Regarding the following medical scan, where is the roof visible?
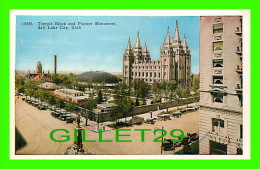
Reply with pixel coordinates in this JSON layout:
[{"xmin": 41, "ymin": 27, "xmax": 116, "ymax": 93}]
[
  {"xmin": 38, "ymin": 82, "xmax": 61, "ymax": 89},
  {"xmin": 97, "ymin": 103, "xmax": 117, "ymax": 108},
  {"xmin": 76, "ymin": 71, "xmax": 119, "ymax": 83},
  {"xmin": 33, "ymin": 74, "xmax": 52, "ymax": 81},
  {"xmin": 54, "ymin": 90, "xmax": 89, "ymax": 100},
  {"xmin": 60, "ymin": 88, "xmax": 84, "ymax": 94}
]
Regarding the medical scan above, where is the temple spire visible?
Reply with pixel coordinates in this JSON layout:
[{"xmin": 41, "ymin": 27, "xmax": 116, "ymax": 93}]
[
  {"xmin": 165, "ymin": 26, "xmax": 171, "ymax": 43},
  {"xmin": 183, "ymin": 34, "xmax": 187, "ymax": 47},
  {"xmin": 173, "ymin": 20, "xmax": 180, "ymax": 41},
  {"xmin": 135, "ymin": 31, "xmax": 141, "ymax": 48},
  {"xmin": 143, "ymin": 41, "xmax": 148, "ymax": 52},
  {"xmin": 126, "ymin": 37, "xmax": 131, "ymax": 50}
]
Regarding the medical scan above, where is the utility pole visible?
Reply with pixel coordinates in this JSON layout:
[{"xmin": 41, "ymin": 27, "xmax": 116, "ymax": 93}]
[
  {"xmin": 154, "ymin": 126, "xmax": 164, "ymax": 155},
  {"xmin": 161, "ymin": 126, "xmax": 164, "ymax": 155}
]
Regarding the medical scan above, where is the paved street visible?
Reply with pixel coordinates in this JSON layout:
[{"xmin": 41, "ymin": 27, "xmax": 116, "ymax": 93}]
[{"xmin": 15, "ymin": 96, "xmax": 199, "ymax": 155}]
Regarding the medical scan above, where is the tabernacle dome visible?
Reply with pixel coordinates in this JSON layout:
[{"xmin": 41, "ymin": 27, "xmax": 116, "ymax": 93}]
[{"xmin": 76, "ymin": 71, "xmax": 119, "ymax": 83}]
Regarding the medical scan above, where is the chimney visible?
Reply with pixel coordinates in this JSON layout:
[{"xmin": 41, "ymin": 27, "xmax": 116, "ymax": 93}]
[{"xmin": 54, "ymin": 54, "xmax": 57, "ymax": 74}]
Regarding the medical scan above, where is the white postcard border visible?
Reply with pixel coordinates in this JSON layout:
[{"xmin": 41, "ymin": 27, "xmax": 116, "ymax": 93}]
[{"xmin": 10, "ymin": 10, "xmax": 250, "ymax": 160}]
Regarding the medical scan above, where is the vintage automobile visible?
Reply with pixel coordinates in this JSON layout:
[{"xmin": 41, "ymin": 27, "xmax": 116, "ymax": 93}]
[
  {"xmin": 130, "ymin": 116, "xmax": 144, "ymax": 125},
  {"xmin": 187, "ymin": 132, "xmax": 199, "ymax": 141},
  {"xmin": 66, "ymin": 117, "xmax": 76, "ymax": 123},
  {"xmin": 157, "ymin": 114, "xmax": 171, "ymax": 121},
  {"xmin": 144, "ymin": 118, "xmax": 156, "ymax": 124},
  {"xmin": 51, "ymin": 111, "xmax": 61, "ymax": 118},
  {"xmin": 181, "ymin": 136, "xmax": 191, "ymax": 145},
  {"xmin": 60, "ymin": 114, "xmax": 70, "ymax": 121},
  {"xmin": 171, "ymin": 111, "xmax": 182, "ymax": 118},
  {"xmin": 162, "ymin": 139, "xmax": 174, "ymax": 151}
]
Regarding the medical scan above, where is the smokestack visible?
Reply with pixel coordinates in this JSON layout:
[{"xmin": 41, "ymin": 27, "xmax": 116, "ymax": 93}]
[{"xmin": 54, "ymin": 55, "xmax": 57, "ymax": 74}]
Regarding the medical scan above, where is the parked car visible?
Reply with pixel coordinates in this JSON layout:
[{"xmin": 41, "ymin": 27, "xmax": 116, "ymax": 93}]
[
  {"xmin": 181, "ymin": 137, "xmax": 191, "ymax": 145},
  {"xmin": 144, "ymin": 118, "xmax": 156, "ymax": 124},
  {"xmin": 171, "ymin": 111, "xmax": 182, "ymax": 118},
  {"xmin": 130, "ymin": 116, "xmax": 144, "ymax": 125},
  {"xmin": 162, "ymin": 139, "xmax": 174, "ymax": 151},
  {"xmin": 157, "ymin": 114, "xmax": 171, "ymax": 121},
  {"xmin": 66, "ymin": 117, "xmax": 75, "ymax": 123},
  {"xmin": 187, "ymin": 132, "xmax": 199, "ymax": 141}
]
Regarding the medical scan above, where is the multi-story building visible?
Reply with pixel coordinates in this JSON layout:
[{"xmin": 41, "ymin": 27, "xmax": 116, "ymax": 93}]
[
  {"xmin": 122, "ymin": 21, "xmax": 191, "ymax": 87},
  {"xmin": 53, "ymin": 88, "xmax": 89, "ymax": 104},
  {"xmin": 199, "ymin": 16, "xmax": 243, "ymax": 154},
  {"xmin": 28, "ymin": 61, "xmax": 52, "ymax": 81}
]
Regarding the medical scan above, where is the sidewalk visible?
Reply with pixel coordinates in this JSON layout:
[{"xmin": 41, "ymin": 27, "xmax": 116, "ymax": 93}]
[{"xmin": 84, "ymin": 102, "xmax": 198, "ymax": 132}]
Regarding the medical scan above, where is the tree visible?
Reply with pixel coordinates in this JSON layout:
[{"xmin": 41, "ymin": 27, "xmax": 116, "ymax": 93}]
[
  {"xmin": 114, "ymin": 82, "xmax": 128, "ymax": 101},
  {"xmin": 18, "ymin": 87, "xmax": 25, "ymax": 94},
  {"xmin": 47, "ymin": 95, "xmax": 56, "ymax": 110},
  {"xmin": 37, "ymin": 90, "xmax": 45, "ymax": 106},
  {"xmin": 24, "ymin": 89, "xmax": 35, "ymax": 99},
  {"xmin": 87, "ymin": 82, "xmax": 93, "ymax": 90},
  {"xmin": 122, "ymin": 99, "xmax": 134, "ymax": 122},
  {"xmin": 110, "ymin": 105, "xmax": 122, "ymax": 124},
  {"xmin": 191, "ymin": 74, "xmax": 200, "ymax": 95},
  {"xmin": 56, "ymin": 98, "xmax": 65, "ymax": 109},
  {"xmin": 82, "ymin": 100, "xmax": 97, "ymax": 126},
  {"xmin": 168, "ymin": 81, "xmax": 177, "ymax": 101},
  {"xmin": 152, "ymin": 81, "xmax": 161, "ymax": 103},
  {"xmin": 97, "ymin": 90, "xmax": 103, "ymax": 104},
  {"xmin": 176, "ymin": 87, "xmax": 191, "ymax": 107},
  {"xmin": 65, "ymin": 102, "xmax": 75, "ymax": 114},
  {"xmin": 101, "ymin": 81, "xmax": 106, "ymax": 90},
  {"xmin": 15, "ymin": 76, "xmax": 25, "ymax": 92},
  {"xmin": 24, "ymin": 80, "xmax": 42, "ymax": 90},
  {"xmin": 183, "ymin": 88, "xmax": 191, "ymax": 107},
  {"xmin": 133, "ymin": 79, "xmax": 150, "ymax": 105}
]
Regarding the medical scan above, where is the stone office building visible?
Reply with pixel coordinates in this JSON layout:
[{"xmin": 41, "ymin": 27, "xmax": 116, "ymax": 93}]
[
  {"xmin": 199, "ymin": 16, "xmax": 243, "ymax": 154},
  {"xmin": 122, "ymin": 21, "xmax": 191, "ymax": 87}
]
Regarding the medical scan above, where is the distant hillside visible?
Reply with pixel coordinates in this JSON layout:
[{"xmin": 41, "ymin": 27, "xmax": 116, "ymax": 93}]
[{"xmin": 15, "ymin": 70, "xmax": 122, "ymax": 76}]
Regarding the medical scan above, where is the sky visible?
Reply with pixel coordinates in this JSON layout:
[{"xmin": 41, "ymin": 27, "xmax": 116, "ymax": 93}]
[{"xmin": 16, "ymin": 16, "xmax": 199, "ymax": 74}]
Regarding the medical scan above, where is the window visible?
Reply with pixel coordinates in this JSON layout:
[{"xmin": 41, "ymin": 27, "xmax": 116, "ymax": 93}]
[
  {"xmin": 154, "ymin": 72, "xmax": 156, "ymax": 77},
  {"xmin": 213, "ymin": 59, "xmax": 223, "ymax": 67},
  {"xmin": 158, "ymin": 73, "xmax": 160, "ymax": 78},
  {"xmin": 213, "ymin": 76, "xmax": 223, "ymax": 84},
  {"xmin": 146, "ymin": 72, "xmax": 148, "ymax": 77},
  {"xmin": 237, "ymin": 148, "xmax": 243, "ymax": 155},
  {"xmin": 212, "ymin": 118, "xmax": 225, "ymax": 133},
  {"xmin": 150, "ymin": 72, "xmax": 152, "ymax": 77},
  {"xmin": 213, "ymin": 41, "xmax": 223, "ymax": 51},
  {"xmin": 135, "ymin": 72, "xmax": 137, "ymax": 76},
  {"xmin": 238, "ymin": 95, "xmax": 243, "ymax": 107},
  {"xmin": 213, "ymin": 23, "xmax": 223, "ymax": 34},
  {"xmin": 240, "ymin": 124, "xmax": 243, "ymax": 139},
  {"xmin": 213, "ymin": 93, "xmax": 224, "ymax": 103},
  {"xmin": 210, "ymin": 140, "xmax": 227, "ymax": 155},
  {"xmin": 214, "ymin": 17, "xmax": 222, "ymax": 23},
  {"xmin": 142, "ymin": 72, "xmax": 144, "ymax": 77}
]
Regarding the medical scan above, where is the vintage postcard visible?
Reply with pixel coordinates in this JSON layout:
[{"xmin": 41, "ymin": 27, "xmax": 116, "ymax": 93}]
[{"xmin": 11, "ymin": 10, "xmax": 250, "ymax": 159}]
